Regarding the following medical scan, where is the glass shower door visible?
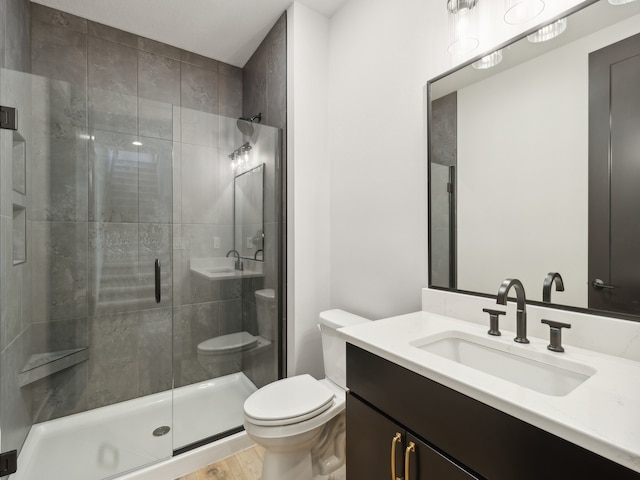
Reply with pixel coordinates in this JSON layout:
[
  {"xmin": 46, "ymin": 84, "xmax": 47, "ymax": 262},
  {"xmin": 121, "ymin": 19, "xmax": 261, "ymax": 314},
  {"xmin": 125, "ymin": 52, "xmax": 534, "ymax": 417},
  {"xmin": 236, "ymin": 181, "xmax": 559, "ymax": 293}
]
[
  {"xmin": 0, "ymin": 69, "xmax": 175, "ymax": 480},
  {"xmin": 430, "ymin": 163, "xmax": 456, "ymax": 288},
  {"xmin": 83, "ymin": 86, "xmax": 175, "ymax": 476},
  {"xmin": 170, "ymin": 108, "xmax": 282, "ymax": 452},
  {"xmin": 0, "ymin": 66, "xmax": 33, "ymax": 480}
]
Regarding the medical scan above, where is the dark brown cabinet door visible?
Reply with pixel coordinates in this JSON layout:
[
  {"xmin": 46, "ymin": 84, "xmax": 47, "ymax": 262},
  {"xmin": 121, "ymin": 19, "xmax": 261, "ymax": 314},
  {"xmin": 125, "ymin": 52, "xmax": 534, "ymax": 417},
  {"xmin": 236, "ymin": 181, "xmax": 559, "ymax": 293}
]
[
  {"xmin": 346, "ymin": 394, "xmax": 478, "ymax": 480},
  {"xmin": 405, "ymin": 433, "xmax": 479, "ymax": 480},
  {"xmin": 589, "ymin": 32, "xmax": 640, "ymax": 315},
  {"xmin": 346, "ymin": 393, "xmax": 403, "ymax": 479}
]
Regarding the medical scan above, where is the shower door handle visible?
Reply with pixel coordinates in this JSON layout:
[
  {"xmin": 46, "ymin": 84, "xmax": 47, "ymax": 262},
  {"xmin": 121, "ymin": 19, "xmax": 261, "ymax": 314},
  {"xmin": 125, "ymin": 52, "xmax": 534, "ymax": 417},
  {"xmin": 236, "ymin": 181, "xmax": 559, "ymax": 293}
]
[{"xmin": 155, "ymin": 259, "xmax": 161, "ymax": 303}]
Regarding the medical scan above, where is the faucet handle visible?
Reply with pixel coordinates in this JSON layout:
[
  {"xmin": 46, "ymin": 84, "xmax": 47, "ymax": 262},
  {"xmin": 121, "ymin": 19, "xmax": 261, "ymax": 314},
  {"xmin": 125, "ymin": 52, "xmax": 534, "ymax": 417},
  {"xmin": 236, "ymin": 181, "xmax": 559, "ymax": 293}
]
[
  {"xmin": 541, "ymin": 319, "xmax": 571, "ymax": 353},
  {"xmin": 483, "ymin": 308, "xmax": 506, "ymax": 336}
]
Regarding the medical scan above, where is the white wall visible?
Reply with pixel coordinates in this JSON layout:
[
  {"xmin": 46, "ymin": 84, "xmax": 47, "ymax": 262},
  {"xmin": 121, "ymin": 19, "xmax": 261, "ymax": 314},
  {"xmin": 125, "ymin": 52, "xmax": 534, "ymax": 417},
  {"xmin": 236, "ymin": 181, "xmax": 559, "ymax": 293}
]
[
  {"xmin": 326, "ymin": 0, "xmax": 435, "ymax": 320},
  {"xmin": 287, "ymin": 0, "xmax": 588, "ymax": 376},
  {"xmin": 286, "ymin": 2, "xmax": 331, "ymax": 377}
]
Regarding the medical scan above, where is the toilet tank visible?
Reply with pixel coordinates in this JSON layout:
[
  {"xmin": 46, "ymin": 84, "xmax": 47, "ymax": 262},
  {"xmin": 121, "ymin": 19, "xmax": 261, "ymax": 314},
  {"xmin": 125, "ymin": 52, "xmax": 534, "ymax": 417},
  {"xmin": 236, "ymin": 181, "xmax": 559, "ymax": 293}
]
[
  {"xmin": 319, "ymin": 309, "xmax": 370, "ymax": 389},
  {"xmin": 255, "ymin": 288, "xmax": 276, "ymax": 341}
]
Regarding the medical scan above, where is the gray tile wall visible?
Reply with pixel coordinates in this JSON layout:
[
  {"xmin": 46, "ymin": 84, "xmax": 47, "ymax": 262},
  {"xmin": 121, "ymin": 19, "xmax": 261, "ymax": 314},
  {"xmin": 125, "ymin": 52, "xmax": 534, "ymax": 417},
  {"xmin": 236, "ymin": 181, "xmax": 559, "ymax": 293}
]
[
  {"xmin": 0, "ymin": 0, "xmax": 32, "ymax": 456},
  {"xmin": 28, "ymin": 3, "xmax": 245, "ymax": 418},
  {"xmin": 242, "ymin": 13, "xmax": 286, "ymax": 130},
  {"xmin": 241, "ymin": 13, "xmax": 286, "ymax": 388}
]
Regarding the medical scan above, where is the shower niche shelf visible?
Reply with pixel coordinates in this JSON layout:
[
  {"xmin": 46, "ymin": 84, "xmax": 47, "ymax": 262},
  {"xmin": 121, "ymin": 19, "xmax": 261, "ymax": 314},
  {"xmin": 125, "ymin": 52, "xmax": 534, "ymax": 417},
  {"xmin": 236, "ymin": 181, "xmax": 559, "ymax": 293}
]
[
  {"xmin": 13, "ymin": 131, "xmax": 26, "ymax": 194},
  {"xmin": 19, "ymin": 347, "xmax": 89, "ymax": 387}
]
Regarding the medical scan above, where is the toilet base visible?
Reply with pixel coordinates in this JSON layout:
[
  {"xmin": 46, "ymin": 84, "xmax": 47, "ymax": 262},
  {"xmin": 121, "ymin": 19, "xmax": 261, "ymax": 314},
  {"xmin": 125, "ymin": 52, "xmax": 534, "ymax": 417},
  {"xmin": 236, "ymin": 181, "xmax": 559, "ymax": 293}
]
[
  {"xmin": 250, "ymin": 426, "xmax": 322, "ymax": 480},
  {"xmin": 262, "ymin": 449, "xmax": 313, "ymax": 480}
]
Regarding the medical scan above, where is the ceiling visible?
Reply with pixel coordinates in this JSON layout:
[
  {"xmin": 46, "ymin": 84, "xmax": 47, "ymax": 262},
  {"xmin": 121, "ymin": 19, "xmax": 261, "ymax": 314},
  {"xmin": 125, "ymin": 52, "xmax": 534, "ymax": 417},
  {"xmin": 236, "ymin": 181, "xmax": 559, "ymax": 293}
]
[{"xmin": 31, "ymin": 0, "xmax": 347, "ymax": 67}]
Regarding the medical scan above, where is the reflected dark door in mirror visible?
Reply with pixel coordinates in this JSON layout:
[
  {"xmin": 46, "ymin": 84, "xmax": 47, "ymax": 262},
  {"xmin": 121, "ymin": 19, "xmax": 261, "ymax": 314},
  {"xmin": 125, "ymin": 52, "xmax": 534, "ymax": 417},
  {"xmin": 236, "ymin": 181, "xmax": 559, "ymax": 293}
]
[{"xmin": 589, "ymin": 32, "xmax": 640, "ymax": 316}]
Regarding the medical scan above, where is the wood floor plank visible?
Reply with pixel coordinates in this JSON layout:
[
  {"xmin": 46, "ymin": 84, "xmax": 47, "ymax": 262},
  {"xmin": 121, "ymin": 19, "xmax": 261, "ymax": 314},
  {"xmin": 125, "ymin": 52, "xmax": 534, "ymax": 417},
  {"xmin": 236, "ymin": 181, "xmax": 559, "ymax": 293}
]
[
  {"xmin": 195, "ymin": 458, "xmax": 237, "ymax": 480},
  {"xmin": 253, "ymin": 445, "xmax": 265, "ymax": 461},
  {"xmin": 176, "ymin": 474, "xmax": 198, "ymax": 480},
  {"xmin": 225, "ymin": 455, "xmax": 247, "ymax": 479},
  {"xmin": 235, "ymin": 447, "xmax": 263, "ymax": 480},
  {"xmin": 178, "ymin": 445, "xmax": 263, "ymax": 480}
]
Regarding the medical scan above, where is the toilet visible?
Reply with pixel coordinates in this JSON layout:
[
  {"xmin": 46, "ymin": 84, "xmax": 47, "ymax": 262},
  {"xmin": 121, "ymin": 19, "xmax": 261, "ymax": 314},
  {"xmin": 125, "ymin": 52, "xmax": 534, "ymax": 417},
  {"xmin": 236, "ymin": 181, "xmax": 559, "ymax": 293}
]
[
  {"xmin": 197, "ymin": 289, "xmax": 275, "ymax": 376},
  {"xmin": 243, "ymin": 309, "xmax": 370, "ymax": 480}
]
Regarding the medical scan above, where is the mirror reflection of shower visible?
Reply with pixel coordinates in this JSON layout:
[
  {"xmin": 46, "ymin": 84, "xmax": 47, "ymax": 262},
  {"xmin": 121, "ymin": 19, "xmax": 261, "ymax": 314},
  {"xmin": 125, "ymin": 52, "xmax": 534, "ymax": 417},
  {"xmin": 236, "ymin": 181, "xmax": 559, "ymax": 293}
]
[
  {"xmin": 229, "ymin": 142, "xmax": 254, "ymax": 172},
  {"xmin": 231, "ymin": 113, "xmax": 263, "ymax": 172},
  {"xmin": 234, "ymin": 164, "xmax": 265, "ymax": 261},
  {"xmin": 237, "ymin": 112, "xmax": 262, "ymax": 136}
]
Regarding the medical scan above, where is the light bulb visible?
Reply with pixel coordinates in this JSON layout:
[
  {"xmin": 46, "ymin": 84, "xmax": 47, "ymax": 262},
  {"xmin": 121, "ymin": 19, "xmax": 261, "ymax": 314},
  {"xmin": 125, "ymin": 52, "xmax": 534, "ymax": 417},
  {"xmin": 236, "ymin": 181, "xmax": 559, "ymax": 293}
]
[
  {"xmin": 504, "ymin": 0, "xmax": 545, "ymax": 25},
  {"xmin": 472, "ymin": 50, "xmax": 503, "ymax": 69},
  {"xmin": 527, "ymin": 17, "xmax": 567, "ymax": 43}
]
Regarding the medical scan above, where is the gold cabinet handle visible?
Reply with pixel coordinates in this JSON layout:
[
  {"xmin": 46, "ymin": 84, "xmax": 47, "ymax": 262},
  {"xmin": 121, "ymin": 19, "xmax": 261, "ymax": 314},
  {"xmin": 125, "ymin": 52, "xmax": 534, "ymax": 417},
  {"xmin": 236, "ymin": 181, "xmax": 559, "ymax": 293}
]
[
  {"xmin": 391, "ymin": 432, "xmax": 402, "ymax": 480},
  {"xmin": 404, "ymin": 441, "xmax": 416, "ymax": 480}
]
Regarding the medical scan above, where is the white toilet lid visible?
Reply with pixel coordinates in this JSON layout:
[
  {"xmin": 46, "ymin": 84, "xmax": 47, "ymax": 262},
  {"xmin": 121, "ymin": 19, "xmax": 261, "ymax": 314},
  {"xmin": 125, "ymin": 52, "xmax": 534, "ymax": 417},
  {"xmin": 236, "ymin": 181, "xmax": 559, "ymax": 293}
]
[
  {"xmin": 244, "ymin": 374, "xmax": 335, "ymax": 426},
  {"xmin": 197, "ymin": 332, "xmax": 258, "ymax": 354}
]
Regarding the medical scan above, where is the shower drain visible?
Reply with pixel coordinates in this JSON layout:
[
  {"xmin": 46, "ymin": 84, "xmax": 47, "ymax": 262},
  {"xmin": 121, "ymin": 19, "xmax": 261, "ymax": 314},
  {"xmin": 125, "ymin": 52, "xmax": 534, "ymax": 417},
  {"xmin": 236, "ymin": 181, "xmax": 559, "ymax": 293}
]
[{"xmin": 153, "ymin": 426, "xmax": 171, "ymax": 437}]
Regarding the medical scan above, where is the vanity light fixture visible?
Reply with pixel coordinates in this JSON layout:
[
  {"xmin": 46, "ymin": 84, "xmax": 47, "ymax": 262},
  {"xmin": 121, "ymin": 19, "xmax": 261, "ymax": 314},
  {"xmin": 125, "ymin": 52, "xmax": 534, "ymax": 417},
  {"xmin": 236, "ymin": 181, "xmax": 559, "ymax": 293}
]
[
  {"xmin": 608, "ymin": 0, "xmax": 638, "ymax": 5},
  {"xmin": 527, "ymin": 17, "xmax": 567, "ymax": 43},
  {"xmin": 447, "ymin": 0, "xmax": 480, "ymax": 56},
  {"xmin": 504, "ymin": 0, "xmax": 545, "ymax": 25},
  {"xmin": 472, "ymin": 49, "xmax": 503, "ymax": 69},
  {"xmin": 132, "ymin": 140, "xmax": 143, "ymax": 146},
  {"xmin": 447, "ymin": 0, "xmax": 477, "ymax": 14},
  {"xmin": 229, "ymin": 142, "xmax": 253, "ymax": 172}
]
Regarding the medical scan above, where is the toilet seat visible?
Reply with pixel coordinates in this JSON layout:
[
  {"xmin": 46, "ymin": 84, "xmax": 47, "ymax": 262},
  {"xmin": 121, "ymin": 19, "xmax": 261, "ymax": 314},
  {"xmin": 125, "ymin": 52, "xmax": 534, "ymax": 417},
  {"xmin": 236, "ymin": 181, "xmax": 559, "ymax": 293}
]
[
  {"xmin": 244, "ymin": 375, "xmax": 335, "ymax": 426},
  {"xmin": 197, "ymin": 331, "xmax": 258, "ymax": 355}
]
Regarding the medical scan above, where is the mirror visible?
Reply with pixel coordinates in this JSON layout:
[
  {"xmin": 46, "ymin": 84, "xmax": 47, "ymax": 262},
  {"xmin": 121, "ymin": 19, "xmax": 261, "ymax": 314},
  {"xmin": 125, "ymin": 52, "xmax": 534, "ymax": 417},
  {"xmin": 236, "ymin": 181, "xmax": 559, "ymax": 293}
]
[
  {"xmin": 234, "ymin": 164, "xmax": 265, "ymax": 261},
  {"xmin": 428, "ymin": 0, "xmax": 640, "ymax": 319}
]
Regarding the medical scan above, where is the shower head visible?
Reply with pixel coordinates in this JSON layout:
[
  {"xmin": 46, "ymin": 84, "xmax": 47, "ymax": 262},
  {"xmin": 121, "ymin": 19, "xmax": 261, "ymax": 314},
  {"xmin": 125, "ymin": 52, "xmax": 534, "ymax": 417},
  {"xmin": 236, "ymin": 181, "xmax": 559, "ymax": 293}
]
[{"xmin": 237, "ymin": 113, "xmax": 262, "ymax": 136}]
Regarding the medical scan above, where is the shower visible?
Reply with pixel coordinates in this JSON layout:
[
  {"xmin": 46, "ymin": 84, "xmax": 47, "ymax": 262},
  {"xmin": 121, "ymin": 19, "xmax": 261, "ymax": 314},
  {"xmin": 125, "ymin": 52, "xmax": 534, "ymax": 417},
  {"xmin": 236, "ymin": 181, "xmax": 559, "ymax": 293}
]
[
  {"xmin": 237, "ymin": 113, "xmax": 263, "ymax": 136},
  {"xmin": 0, "ymin": 5, "xmax": 286, "ymax": 479}
]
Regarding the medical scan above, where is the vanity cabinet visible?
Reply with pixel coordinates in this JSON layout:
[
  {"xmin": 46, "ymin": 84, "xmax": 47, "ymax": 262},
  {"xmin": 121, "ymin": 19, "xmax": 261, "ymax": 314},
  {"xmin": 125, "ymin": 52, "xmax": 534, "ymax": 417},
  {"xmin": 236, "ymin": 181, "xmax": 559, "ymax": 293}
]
[
  {"xmin": 346, "ymin": 344, "xmax": 640, "ymax": 480},
  {"xmin": 347, "ymin": 393, "xmax": 478, "ymax": 479}
]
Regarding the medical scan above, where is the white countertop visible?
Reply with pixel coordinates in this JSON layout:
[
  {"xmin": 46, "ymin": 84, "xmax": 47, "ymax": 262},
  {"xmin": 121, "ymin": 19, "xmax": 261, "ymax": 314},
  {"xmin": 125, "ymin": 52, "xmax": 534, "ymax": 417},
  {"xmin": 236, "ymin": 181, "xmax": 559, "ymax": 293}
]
[{"xmin": 338, "ymin": 311, "xmax": 640, "ymax": 473}]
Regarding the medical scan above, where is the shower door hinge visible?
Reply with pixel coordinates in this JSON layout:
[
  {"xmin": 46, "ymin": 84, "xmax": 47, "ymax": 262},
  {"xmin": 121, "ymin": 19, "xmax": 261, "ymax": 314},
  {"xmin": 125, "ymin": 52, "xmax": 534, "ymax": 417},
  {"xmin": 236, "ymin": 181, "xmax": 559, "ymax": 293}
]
[
  {"xmin": 0, "ymin": 450, "xmax": 17, "ymax": 476},
  {"xmin": 447, "ymin": 182, "xmax": 454, "ymax": 194},
  {"xmin": 0, "ymin": 106, "xmax": 18, "ymax": 130}
]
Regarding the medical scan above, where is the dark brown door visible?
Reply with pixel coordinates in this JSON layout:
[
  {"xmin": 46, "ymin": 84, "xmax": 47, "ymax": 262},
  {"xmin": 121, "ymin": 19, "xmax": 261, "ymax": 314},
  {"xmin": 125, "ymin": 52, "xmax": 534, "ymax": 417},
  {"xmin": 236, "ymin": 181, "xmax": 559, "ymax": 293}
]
[{"xmin": 589, "ymin": 32, "xmax": 640, "ymax": 315}]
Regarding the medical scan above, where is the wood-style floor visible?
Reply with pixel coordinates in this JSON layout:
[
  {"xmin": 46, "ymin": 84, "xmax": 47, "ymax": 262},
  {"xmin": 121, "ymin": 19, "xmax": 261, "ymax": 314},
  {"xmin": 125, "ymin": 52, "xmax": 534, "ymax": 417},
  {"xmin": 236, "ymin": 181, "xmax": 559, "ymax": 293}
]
[{"xmin": 176, "ymin": 445, "xmax": 265, "ymax": 480}]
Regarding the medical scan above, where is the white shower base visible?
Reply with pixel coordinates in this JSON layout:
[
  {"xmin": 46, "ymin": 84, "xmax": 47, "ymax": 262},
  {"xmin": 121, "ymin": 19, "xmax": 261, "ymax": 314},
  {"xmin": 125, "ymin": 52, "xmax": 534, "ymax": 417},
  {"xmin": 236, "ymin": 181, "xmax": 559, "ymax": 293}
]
[{"xmin": 12, "ymin": 373, "xmax": 257, "ymax": 480}]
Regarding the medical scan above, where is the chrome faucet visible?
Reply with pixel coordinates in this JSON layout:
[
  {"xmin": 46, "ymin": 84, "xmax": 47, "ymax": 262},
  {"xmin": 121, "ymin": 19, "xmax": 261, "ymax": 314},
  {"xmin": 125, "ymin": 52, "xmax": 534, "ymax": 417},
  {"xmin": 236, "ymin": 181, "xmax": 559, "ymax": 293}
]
[
  {"xmin": 496, "ymin": 278, "xmax": 529, "ymax": 344},
  {"xmin": 542, "ymin": 272, "xmax": 564, "ymax": 303},
  {"xmin": 226, "ymin": 249, "xmax": 243, "ymax": 271}
]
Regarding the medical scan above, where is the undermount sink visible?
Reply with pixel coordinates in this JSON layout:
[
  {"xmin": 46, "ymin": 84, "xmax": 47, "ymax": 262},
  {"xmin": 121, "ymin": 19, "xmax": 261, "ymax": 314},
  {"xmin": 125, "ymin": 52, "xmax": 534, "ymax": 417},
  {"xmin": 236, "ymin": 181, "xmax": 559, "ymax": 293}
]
[
  {"xmin": 411, "ymin": 331, "xmax": 596, "ymax": 396},
  {"xmin": 205, "ymin": 267, "xmax": 236, "ymax": 275},
  {"xmin": 189, "ymin": 257, "xmax": 263, "ymax": 280}
]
